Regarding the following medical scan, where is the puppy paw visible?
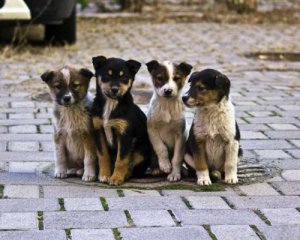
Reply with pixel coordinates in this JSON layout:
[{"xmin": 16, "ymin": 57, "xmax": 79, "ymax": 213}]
[
  {"xmin": 225, "ymin": 176, "xmax": 238, "ymax": 184},
  {"xmin": 82, "ymin": 173, "xmax": 96, "ymax": 182},
  {"xmin": 151, "ymin": 168, "xmax": 163, "ymax": 176},
  {"xmin": 167, "ymin": 171, "xmax": 181, "ymax": 182},
  {"xmin": 197, "ymin": 177, "xmax": 212, "ymax": 186},
  {"xmin": 54, "ymin": 168, "xmax": 67, "ymax": 179},
  {"xmin": 98, "ymin": 175, "xmax": 110, "ymax": 183},
  {"xmin": 109, "ymin": 175, "xmax": 124, "ymax": 186},
  {"xmin": 159, "ymin": 160, "xmax": 172, "ymax": 174}
]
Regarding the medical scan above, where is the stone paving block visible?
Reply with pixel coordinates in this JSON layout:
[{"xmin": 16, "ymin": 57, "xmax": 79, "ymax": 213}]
[
  {"xmin": 244, "ymin": 117, "xmax": 299, "ymax": 124},
  {"xmin": 9, "ymin": 162, "xmax": 44, "ymax": 173},
  {"xmin": 0, "ymin": 126, "xmax": 7, "ymax": 133},
  {"xmin": 291, "ymin": 140, "xmax": 300, "ymax": 148},
  {"xmin": 241, "ymin": 140, "xmax": 292, "ymax": 150},
  {"xmin": 259, "ymin": 225, "xmax": 300, "ymax": 240},
  {"xmin": 260, "ymin": 159, "xmax": 300, "ymax": 170},
  {"xmin": 261, "ymin": 208, "xmax": 300, "ymax": 225},
  {"xmin": 0, "ymin": 212, "xmax": 37, "ymax": 230},
  {"xmin": 8, "ymin": 141, "xmax": 39, "ymax": 152},
  {"xmin": 287, "ymin": 150, "xmax": 300, "ymax": 158},
  {"xmin": 0, "ymin": 134, "xmax": 52, "ymax": 141},
  {"xmin": 0, "ymin": 198, "xmax": 59, "ymax": 212},
  {"xmin": 264, "ymin": 131, "xmax": 300, "ymax": 139},
  {"xmin": 9, "ymin": 125, "xmax": 37, "ymax": 133},
  {"xmin": 3, "ymin": 185, "xmax": 40, "ymax": 198},
  {"xmin": 0, "ymin": 230, "xmax": 66, "ymax": 240},
  {"xmin": 122, "ymin": 189, "xmax": 161, "ymax": 197},
  {"xmin": 40, "ymin": 125, "xmax": 53, "ymax": 133},
  {"xmin": 44, "ymin": 211, "xmax": 128, "ymax": 229},
  {"xmin": 1, "ymin": 119, "xmax": 49, "ymax": 126},
  {"xmin": 119, "ymin": 226, "xmax": 210, "ymax": 240},
  {"xmin": 161, "ymin": 188, "xmax": 237, "ymax": 197},
  {"xmin": 72, "ymin": 229, "xmax": 114, "ymax": 240},
  {"xmin": 36, "ymin": 113, "xmax": 52, "ymax": 119},
  {"xmin": 271, "ymin": 181, "xmax": 300, "ymax": 195},
  {"xmin": 240, "ymin": 131, "xmax": 268, "ymax": 139},
  {"xmin": 0, "ymin": 142, "xmax": 5, "ymax": 151},
  {"xmin": 238, "ymin": 183, "xmax": 280, "ymax": 196},
  {"xmin": 211, "ymin": 225, "xmax": 259, "ymax": 240},
  {"xmin": 225, "ymin": 196, "xmax": 300, "ymax": 209},
  {"xmin": 129, "ymin": 210, "xmax": 176, "ymax": 227},
  {"xmin": 64, "ymin": 198, "xmax": 103, "ymax": 211},
  {"xmin": 43, "ymin": 186, "xmax": 118, "ymax": 198},
  {"xmin": 247, "ymin": 111, "xmax": 275, "ymax": 117},
  {"xmin": 0, "ymin": 152, "xmax": 53, "ymax": 162},
  {"xmin": 11, "ymin": 101, "xmax": 35, "ymax": 108},
  {"xmin": 238, "ymin": 124, "xmax": 271, "ymax": 131},
  {"xmin": 186, "ymin": 196, "xmax": 230, "ymax": 209},
  {"xmin": 278, "ymin": 105, "xmax": 300, "ymax": 110},
  {"xmin": 41, "ymin": 141, "xmax": 54, "ymax": 151},
  {"xmin": 173, "ymin": 209, "xmax": 264, "ymax": 226},
  {"xmin": 255, "ymin": 150, "xmax": 291, "ymax": 159},
  {"xmin": 9, "ymin": 113, "xmax": 34, "ymax": 119},
  {"xmin": 268, "ymin": 123, "xmax": 299, "ymax": 130},
  {"xmin": 106, "ymin": 196, "xmax": 188, "ymax": 210},
  {"xmin": 282, "ymin": 170, "xmax": 300, "ymax": 181}
]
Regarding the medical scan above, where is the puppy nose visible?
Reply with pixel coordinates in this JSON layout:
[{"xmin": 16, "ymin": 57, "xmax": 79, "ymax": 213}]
[
  {"xmin": 111, "ymin": 86, "xmax": 119, "ymax": 95},
  {"xmin": 182, "ymin": 96, "xmax": 188, "ymax": 103},
  {"xmin": 63, "ymin": 95, "xmax": 71, "ymax": 102},
  {"xmin": 164, "ymin": 89, "xmax": 173, "ymax": 96}
]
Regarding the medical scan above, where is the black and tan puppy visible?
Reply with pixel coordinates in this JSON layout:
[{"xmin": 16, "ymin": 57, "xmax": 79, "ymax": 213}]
[
  {"xmin": 182, "ymin": 69, "xmax": 242, "ymax": 185},
  {"xmin": 91, "ymin": 56, "xmax": 151, "ymax": 185},
  {"xmin": 41, "ymin": 66, "xmax": 96, "ymax": 182}
]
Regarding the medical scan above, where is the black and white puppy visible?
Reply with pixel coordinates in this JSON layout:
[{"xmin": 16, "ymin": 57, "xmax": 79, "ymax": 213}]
[
  {"xmin": 41, "ymin": 66, "xmax": 96, "ymax": 182},
  {"xmin": 146, "ymin": 60, "xmax": 193, "ymax": 181},
  {"xmin": 182, "ymin": 69, "xmax": 242, "ymax": 185},
  {"xmin": 91, "ymin": 56, "xmax": 151, "ymax": 185}
]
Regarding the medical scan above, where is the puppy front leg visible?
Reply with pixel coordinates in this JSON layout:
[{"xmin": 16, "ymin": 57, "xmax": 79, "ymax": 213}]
[
  {"xmin": 82, "ymin": 133, "xmax": 97, "ymax": 182},
  {"xmin": 54, "ymin": 133, "xmax": 68, "ymax": 178},
  {"xmin": 168, "ymin": 134, "xmax": 185, "ymax": 182},
  {"xmin": 224, "ymin": 140, "xmax": 239, "ymax": 184},
  {"xmin": 148, "ymin": 126, "xmax": 171, "ymax": 173},
  {"xmin": 109, "ymin": 136, "xmax": 131, "ymax": 186},
  {"xmin": 97, "ymin": 129, "xmax": 112, "ymax": 183},
  {"xmin": 194, "ymin": 141, "xmax": 211, "ymax": 185}
]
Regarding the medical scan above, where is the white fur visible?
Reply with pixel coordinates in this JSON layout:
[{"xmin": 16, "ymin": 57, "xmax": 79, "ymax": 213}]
[
  {"xmin": 61, "ymin": 67, "xmax": 71, "ymax": 85},
  {"xmin": 191, "ymin": 97, "xmax": 239, "ymax": 184},
  {"xmin": 103, "ymin": 98, "xmax": 118, "ymax": 146},
  {"xmin": 147, "ymin": 62, "xmax": 186, "ymax": 181}
]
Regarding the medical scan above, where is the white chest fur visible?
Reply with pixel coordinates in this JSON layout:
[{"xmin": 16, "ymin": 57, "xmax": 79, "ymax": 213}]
[
  {"xmin": 103, "ymin": 98, "xmax": 118, "ymax": 146},
  {"xmin": 193, "ymin": 98, "xmax": 236, "ymax": 142}
]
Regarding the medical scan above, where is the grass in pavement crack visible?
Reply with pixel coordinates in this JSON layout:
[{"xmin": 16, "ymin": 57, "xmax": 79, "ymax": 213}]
[
  {"xmin": 203, "ymin": 225, "xmax": 218, "ymax": 240},
  {"xmin": 100, "ymin": 197, "xmax": 109, "ymax": 211},
  {"xmin": 112, "ymin": 228, "xmax": 122, "ymax": 240},
  {"xmin": 37, "ymin": 211, "xmax": 44, "ymax": 230},
  {"xmin": 58, "ymin": 198, "xmax": 65, "ymax": 211},
  {"xmin": 124, "ymin": 210, "xmax": 135, "ymax": 227}
]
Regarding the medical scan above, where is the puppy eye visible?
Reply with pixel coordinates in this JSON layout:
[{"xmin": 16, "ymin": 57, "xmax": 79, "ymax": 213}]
[
  {"xmin": 54, "ymin": 85, "xmax": 62, "ymax": 90},
  {"xmin": 173, "ymin": 76, "xmax": 181, "ymax": 81},
  {"xmin": 198, "ymin": 86, "xmax": 206, "ymax": 92},
  {"xmin": 73, "ymin": 84, "xmax": 80, "ymax": 89},
  {"xmin": 157, "ymin": 76, "xmax": 163, "ymax": 81}
]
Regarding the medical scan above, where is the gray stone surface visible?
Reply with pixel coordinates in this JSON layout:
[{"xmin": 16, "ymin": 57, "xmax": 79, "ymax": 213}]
[
  {"xmin": 64, "ymin": 198, "xmax": 103, "ymax": 211},
  {"xmin": 174, "ymin": 209, "xmax": 264, "ymax": 226},
  {"xmin": 271, "ymin": 181, "xmax": 300, "ymax": 195},
  {"xmin": 44, "ymin": 211, "xmax": 128, "ymax": 229},
  {"xmin": 0, "ymin": 198, "xmax": 59, "ymax": 212},
  {"xmin": 255, "ymin": 150, "xmax": 291, "ymax": 159},
  {"xmin": 119, "ymin": 226, "xmax": 211, "ymax": 240},
  {"xmin": 3, "ymin": 185, "xmax": 40, "ymax": 198},
  {"xmin": 226, "ymin": 196, "xmax": 300, "ymax": 209},
  {"xmin": 0, "ymin": 230, "xmax": 66, "ymax": 240},
  {"xmin": 261, "ymin": 208, "xmax": 300, "ymax": 225},
  {"xmin": 161, "ymin": 188, "xmax": 237, "ymax": 197},
  {"xmin": 259, "ymin": 225, "xmax": 300, "ymax": 240},
  {"xmin": 122, "ymin": 189, "xmax": 161, "ymax": 197},
  {"xmin": 8, "ymin": 141, "xmax": 39, "ymax": 152},
  {"xmin": 0, "ymin": 212, "xmax": 37, "ymax": 230},
  {"xmin": 129, "ymin": 210, "xmax": 176, "ymax": 227},
  {"xmin": 211, "ymin": 225, "xmax": 259, "ymax": 240},
  {"xmin": 282, "ymin": 170, "xmax": 300, "ymax": 181},
  {"xmin": 186, "ymin": 196, "xmax": 231, "ymax": 209},
  {"xmin": 105, "ymin": 196, "xmax": 188, "ymax": 210},
  {"xmin": 72, "ymin": 229, "xmax": 115, "ymax": 240},
  {"xmin": 43, "ymin": 186, "xmax": 118, "ymax": 198},
  {"xmin": 238, "ymin": 183, "xmax": 280, "ymax": 196}
]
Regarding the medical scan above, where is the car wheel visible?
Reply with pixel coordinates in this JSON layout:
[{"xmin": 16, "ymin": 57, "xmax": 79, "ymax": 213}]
[{"xmin": 45, "ymin": 6, "xmax": 76, "ymax": 44}]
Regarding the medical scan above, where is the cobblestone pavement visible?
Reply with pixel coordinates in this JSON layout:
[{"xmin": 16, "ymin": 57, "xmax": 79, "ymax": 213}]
[{"xmin": 0, "ymin": 19, "xmax": 300, "ymax": 239}]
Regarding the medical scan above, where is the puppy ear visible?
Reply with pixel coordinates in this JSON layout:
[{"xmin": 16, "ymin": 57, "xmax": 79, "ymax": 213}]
[
  {"xmin": 126, "ymin": 59, "xmax": 141, "ymax": 76},
  {"xmin": 80, "ymin": 68, "xmax": 94, "ymax": 79},
  {"xmin": 216, "ymin": 74, "xmax": 231, "ymax": 99},
  {"xmin": 41, "ymin": 70, "xmax": 54, "ymax": 83},
  {"xmin": 188, "ymin": 71, "xmax": 198, "ymax": 83},
  {"xmin": 178, "ymin": 62, "xmax": 193, "ymax": 76},
  {"xmin": 92, "ymin": 56, "xmax": 107, "ymax": 69},
  {"xmin": 146, "ymin": 60, "xmax": 159, "ymax": 73}
]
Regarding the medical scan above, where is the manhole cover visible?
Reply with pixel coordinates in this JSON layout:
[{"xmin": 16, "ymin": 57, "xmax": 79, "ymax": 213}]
[{"xmin": 245, "ymin": 52, "xmax": 300, "ymax": 61}]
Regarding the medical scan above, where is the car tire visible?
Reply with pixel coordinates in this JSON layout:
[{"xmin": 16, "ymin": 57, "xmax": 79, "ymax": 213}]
[{"xmin": 45, "ymin": 6, "xmax": 76, "ymax": 44}]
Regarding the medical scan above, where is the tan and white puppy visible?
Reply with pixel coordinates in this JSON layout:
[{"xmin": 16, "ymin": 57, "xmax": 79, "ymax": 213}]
[
  {"xmin": 182, "ymin": 69, "xmax": 243, "ymax": 185},
  {"xmin": 41, "ymin": 66, "xmax": 97, "ymax": 182},
  {"xmin": 146, "ymin": 60, "xmax": 192, "ymax": 181}
]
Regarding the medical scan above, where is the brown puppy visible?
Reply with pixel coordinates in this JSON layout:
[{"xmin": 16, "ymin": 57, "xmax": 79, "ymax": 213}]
[
  {"xmin": 41, "ymin": 66, "xmax": 97, "ymax": 182},
  {"xmin": 182, "ymin": 69, "xmax": 242, "ymax": 185}
]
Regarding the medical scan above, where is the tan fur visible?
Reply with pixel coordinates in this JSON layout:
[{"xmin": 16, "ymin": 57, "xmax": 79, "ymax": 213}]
[
  {"xmin": 105, "ymin": 119, "xmax": 128, "ymax": 135},
  {"xmin": 92, "ymin": 116, "xmax": 103, "ymax": 130}
]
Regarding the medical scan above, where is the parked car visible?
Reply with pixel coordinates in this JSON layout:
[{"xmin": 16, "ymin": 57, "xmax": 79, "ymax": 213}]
[{"xmin": 0, "ymin": 0, "xmax": 77, "ymax": 44}]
